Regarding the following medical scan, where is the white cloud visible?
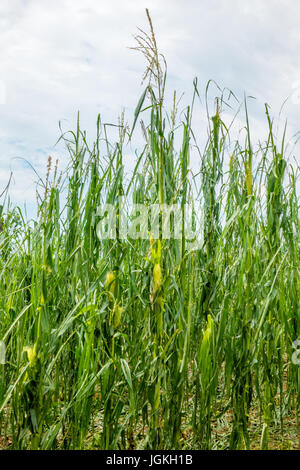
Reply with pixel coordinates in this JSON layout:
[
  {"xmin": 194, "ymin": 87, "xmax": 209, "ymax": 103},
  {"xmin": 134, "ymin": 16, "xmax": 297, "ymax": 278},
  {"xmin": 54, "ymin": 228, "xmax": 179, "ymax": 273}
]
[{"xmin": 0, "ymin": 0, "xmax": 299, "ymax": 213}]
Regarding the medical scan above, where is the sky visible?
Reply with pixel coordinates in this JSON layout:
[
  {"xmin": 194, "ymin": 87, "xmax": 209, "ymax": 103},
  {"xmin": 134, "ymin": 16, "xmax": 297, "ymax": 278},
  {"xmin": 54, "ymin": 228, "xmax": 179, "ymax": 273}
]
[{"xmin": 0, "ymin": 0, "xmax": 299, "ymax": 217}]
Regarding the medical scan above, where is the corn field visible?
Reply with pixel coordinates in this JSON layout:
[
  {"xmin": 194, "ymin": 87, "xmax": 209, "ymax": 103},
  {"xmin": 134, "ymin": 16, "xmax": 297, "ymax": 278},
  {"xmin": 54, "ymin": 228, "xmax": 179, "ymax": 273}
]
[{"xmin": 0, "ymin": 12, "xmax": 299, "ymax": 450}]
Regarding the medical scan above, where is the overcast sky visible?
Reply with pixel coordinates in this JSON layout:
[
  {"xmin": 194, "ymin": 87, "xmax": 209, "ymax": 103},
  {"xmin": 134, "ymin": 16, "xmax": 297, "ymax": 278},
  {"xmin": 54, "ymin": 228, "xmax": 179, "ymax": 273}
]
[{"xmin": 0, "ymin": 0, "xmax": 299, "ymax": 216}]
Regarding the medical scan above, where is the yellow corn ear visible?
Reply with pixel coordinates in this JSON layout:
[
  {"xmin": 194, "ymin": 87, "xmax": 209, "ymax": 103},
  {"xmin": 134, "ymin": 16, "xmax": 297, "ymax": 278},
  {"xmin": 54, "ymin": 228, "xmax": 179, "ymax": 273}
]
[
  {"xmin": 153, "ymin": 263, "xmax": 162, "ymax": 292},
  {"xmin": 113, "ymin": 303, "xmax": 123, "ymax": 328},
  {"xmin": 246, "ymin": 164, "xmax": 252, "ymax": 196},
  {"xmin": 106, "ymin": 271, "xmax": 116, "ymax": 296},
  {"xmin": 151, "ymin": 239, "xmax": 161, "ymax": 264},
  {"xmin": 24, "ymin": 345, "xmax": 37, "ymax": 365}
]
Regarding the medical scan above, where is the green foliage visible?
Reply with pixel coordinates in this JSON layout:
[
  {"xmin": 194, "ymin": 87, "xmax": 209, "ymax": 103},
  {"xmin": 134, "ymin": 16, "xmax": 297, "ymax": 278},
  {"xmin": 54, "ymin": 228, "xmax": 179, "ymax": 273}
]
[{"xmin": 0, "ymin": 14, "xmax": 299, "ymax": 450}]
